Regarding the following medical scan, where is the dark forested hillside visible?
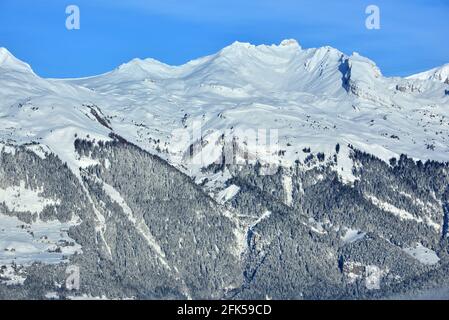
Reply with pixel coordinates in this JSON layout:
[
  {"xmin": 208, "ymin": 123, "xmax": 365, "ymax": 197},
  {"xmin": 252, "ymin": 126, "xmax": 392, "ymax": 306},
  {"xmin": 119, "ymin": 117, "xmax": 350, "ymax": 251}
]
[{"xmin": 1, "ymin": 139, "xmax": 448, "ymax": 299}]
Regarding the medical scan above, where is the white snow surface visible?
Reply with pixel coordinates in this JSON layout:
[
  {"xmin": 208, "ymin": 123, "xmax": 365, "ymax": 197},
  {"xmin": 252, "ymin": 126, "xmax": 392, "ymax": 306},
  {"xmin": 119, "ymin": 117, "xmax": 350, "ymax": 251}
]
[
  {"xmin": 408, "ymin": 64, "xmax": 449, "ymax": 83},
  {"xmin": 342, "ymin": 228, "xmax": 366, "ymax": 243},
  {"xmin": 403, "ymin": 243, "xmax": 440, "ymax": 265},
  {"xmin": 0, "ymin": 40, "xmax": 448, "ymax": 185},
  {"xmin": 0, "ymin": 181, "xmax": 60, "ymax": 216},
  {"xmin": 217, "ymin": 184, "xmax": 241, "ymax": 204},
  {"xmin": 365, "ymin": 194, "xmax": 440, "ymax": 231},
  {"xmin": 0, "ymin": 212, "xmax": 82, "ymax": 265}
]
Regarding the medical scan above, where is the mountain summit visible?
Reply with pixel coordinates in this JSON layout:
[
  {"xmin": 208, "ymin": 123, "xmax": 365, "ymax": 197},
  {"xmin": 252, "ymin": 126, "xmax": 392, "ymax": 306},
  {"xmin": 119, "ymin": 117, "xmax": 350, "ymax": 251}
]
[{"xmin": 0, "ymin": 47, "xmax": 33, "ymax": 73}]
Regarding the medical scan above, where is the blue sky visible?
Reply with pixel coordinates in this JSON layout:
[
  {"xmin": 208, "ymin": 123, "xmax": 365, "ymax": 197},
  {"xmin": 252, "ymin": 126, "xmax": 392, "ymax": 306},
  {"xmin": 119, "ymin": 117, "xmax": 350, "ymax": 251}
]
[{"xmin": 0, "ymin": 0, "xmax": 448, "ymax": 78}]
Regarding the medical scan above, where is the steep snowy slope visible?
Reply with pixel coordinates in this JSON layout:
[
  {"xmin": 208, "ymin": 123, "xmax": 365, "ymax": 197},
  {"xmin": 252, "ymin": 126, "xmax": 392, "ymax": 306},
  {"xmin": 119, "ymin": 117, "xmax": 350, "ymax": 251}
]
[
  {"xmin": 0, "ymin": 48, "xmax": 114, "ymax": 175},
  {"xmin": 408, "ymin": 64, "xmax": 449, "ymax": 84}
]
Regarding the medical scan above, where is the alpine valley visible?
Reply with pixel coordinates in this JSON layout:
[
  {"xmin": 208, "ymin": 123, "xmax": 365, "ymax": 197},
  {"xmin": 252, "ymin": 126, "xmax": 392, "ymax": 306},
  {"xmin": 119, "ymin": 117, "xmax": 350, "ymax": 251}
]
[{"xmin": 1, "ymin": 40, "xmax": 449, "ymax": 299}]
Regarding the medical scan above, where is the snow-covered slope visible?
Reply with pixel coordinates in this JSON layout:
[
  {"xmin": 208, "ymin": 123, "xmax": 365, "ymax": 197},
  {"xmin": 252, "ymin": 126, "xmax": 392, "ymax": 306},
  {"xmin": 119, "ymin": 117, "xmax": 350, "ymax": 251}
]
[
  {"xmin": 1, "ymin": 40, "xmax": 449, "ymax": 183},
  {"xmin": 408, "ymin": 64, "xmax": 449, "ymax": 84}
]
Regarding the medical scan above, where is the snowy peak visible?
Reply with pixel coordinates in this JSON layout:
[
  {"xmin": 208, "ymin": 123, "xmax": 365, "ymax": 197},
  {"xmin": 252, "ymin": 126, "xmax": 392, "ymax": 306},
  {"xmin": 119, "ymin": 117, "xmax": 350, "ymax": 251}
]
[
  {"xmin": 220, "ymin": 39, "xmax": 301, "ymax": 54},
  {"xmin": 75, "ymin": 39, "xmax": 353, "ymax": 96},
  {"xmin": 221, "ymin": 41, "xmax": 254, "ymax": 52},
  {"xmin": 0, "ymin": 47, "xmax": 14, "ymax": 64},
  {"xmin": 0, "ymin": 48, "xmax": 33, "ymax": 73},
  {"xmin": 117, "ymin": 57, "xmax": 176, "ymax": 75},
  {"xmin": 409, "ymin": 64, "xmax": 449, "ymax": 84},
  {"xmin": 349, "ymin": 52, "xmax": 382, "ymax": 78},
  {"xmin": 343, "ymin": 52, "xmax": 382, "ymax": 88},
  {"xmin": 216, "ymin": 39, "xmax": 301, "ymax": 63},
  {"xmin": 188, "ymin": 40, "xmax": 350, "ymax": 94},
  {"xmin": 339, "ymin": 51, "xmax": 393, "ymax": 102},
  {"xmin": 83, "ymin": 39, "xmax": 350, "ymax": 95},
  {"xmin": 279, "ymin": 39, "xmax": 301, "ymax": 48},
  {"xmin": 302, "ymin": 46, "xmax": 345, "ymax": 73},
  {"xmin": 111, "ymin": 39, "xmax": 304, "ymax": 80}
]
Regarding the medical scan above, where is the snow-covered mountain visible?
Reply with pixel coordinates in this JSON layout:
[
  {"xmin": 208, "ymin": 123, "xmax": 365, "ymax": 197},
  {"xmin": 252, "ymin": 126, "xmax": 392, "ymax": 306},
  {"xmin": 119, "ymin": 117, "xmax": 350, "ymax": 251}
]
[
  {"xmin": 2, "ymin": 41, "xmax": 448, "ymax": 176},
  {"xmin": 1, "ymin": 40, "xmax": 449, "ymax": 299}
]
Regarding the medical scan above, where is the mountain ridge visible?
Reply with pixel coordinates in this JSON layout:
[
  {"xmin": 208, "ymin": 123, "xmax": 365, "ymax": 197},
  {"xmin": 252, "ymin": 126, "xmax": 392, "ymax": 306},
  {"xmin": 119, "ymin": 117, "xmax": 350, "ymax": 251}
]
[
  {"xmin": 408, "ymin": 63, "xmax": 449, "ymax": 84},
  {"xmin": 1, "ymin": 40, "xmax": 449, "ymax": 171},
  {"xmin": 2, "ymin": 40, "xmax": 447, "ymax": 80}
]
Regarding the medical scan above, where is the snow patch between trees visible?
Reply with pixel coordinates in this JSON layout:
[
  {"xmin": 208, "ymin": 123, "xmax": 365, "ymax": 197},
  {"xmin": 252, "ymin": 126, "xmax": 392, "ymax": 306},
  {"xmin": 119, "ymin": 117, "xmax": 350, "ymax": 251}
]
[
  {"xmin": 403, "ymin": 243, "xmax": 440, "ymax": 265},
  {"xmin": 0, "ymin": 212, "xmax": 82, "ymax": 266},
  {"xmin": 217, "ymin": 184, "xmax": 240, "ymax": 204},
  {"xmin": 365, "ymin": 194, "xmax": 440, "ymax": 231},
  {"xmin": 342, "ymin": 228, "xmax": 366, "ymax": 243},
  {"xmin": 282, "ymin": 175, "xmax": 293, "ymax": 206},
  {"xmin": 0, "ymin": 181, "xmax": 60, "ymax": 216}
]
